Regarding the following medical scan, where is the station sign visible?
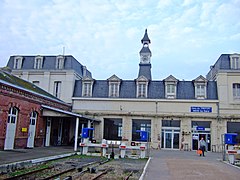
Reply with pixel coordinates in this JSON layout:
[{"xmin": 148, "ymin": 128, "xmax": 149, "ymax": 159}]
[
  {"xmin": 196, "ymin": 126, "xmax": 205, "ymax": 131},
  {"xmin": 190, "ymin": 106, "xmax": 212, "ymax": 113}
]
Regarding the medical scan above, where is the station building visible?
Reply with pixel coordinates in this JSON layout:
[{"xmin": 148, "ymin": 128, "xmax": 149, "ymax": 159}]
[
  {"xmin": 0, "ymin": 67, "xmax": 98, "ymax": 150},
  {"xmin": 5, "ymin": 30, "xmax": 240, "ymax": 152}
]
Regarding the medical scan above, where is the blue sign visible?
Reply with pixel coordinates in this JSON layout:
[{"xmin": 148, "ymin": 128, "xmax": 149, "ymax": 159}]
[
  {"xmin": 196, "ymin": 126, "xmax": 205, "ymax": 131},
  {"xmin": 191, "ymin": 107, "xmax": 212, "ymax": 113}
]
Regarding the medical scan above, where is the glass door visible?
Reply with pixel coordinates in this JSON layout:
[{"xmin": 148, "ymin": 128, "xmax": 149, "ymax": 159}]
[
  {"xmin": 162, "ymin": 129, "xmax": 180, "ymax": 149},
  {"xmin": 165, "ymin": 132, "xmax": 172, "ymax": 148}
]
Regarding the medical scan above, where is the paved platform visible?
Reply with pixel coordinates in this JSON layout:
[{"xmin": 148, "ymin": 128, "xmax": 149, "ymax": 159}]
[
  {"xmin": 0, "ymin": 146, "xmax": 75, "ymax": 165},
  {"xmin": 143, "ymin": 149, "xmax": 240, "ymax": 180}
]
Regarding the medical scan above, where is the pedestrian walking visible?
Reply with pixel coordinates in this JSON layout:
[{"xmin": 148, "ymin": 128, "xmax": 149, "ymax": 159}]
[{"xmin": 199, "ymin": 137, "xmax": 207, "ymax": 157}]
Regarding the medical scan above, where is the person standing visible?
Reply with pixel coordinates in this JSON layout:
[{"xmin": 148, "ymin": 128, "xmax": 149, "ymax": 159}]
[{"xmin": 199, "ymin": 137, "xmax": 207, "ymax": 157}]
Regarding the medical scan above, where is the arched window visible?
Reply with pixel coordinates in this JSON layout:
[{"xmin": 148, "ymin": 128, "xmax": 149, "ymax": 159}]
[
  {"xmin": 30, "ymin": 111, "xmax": 38, "ymax": 125},
  {"xmin": 7, "ymin": 107, "xmax": 18, "ymax": 124}
]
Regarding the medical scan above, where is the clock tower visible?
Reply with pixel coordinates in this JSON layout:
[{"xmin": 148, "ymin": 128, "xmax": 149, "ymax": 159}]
[
  {"xmin": 140, "ymin": 29, "xmax": 152, "ymax": 64},
  {"xmin": 138, "ymin": 29, "xmax": 152, "ymax": 80}
]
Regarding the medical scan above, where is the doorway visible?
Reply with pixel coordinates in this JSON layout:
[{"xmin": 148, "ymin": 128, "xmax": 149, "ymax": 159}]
[
  {"xmin": 192, "ymin": 133, "xmax": 211, "ymax": 151},
  {"xmin": 162, "ymin": 129, "xmax": 180, "ymax": 149}
]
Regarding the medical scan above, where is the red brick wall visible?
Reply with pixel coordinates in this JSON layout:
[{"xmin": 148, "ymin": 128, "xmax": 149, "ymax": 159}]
[{"xmin": 0, "ymin": 82, "xmax": 70, "ymax": 149}]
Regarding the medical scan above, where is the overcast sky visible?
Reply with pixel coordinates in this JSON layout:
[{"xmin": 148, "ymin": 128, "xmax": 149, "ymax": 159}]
[{"xmin": 0, "ymin": 0, "xmax": 239, "ymax": 80}]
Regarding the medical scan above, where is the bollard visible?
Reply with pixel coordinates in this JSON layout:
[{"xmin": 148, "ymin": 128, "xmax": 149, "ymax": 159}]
[
  {"xmin": 101, "ymin": 139, "xmax": 108, "ymax": 157},
  {"xmin": 80, "ymin": 138, "xmax": 89, "ymax": 155},
  {"xmin": 140, "ymin": 143, "xmax": 146, "ymax": 158},
  {"xmin": 119, "ymin": 142, "xmax": 126, "ymax": 158}
]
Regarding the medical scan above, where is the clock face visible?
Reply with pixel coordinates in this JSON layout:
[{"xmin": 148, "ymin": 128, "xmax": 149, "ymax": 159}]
[{"xmin": 142, "ymin": 55, "xmax": 149, "ymax": 62}]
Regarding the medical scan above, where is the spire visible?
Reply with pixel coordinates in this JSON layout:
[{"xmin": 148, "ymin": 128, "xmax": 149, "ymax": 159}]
[
  {"xmin": 141, "ymin": 29, "xmax": 151, "ymax": 44},
  {"xmin": 138, "ymin": 29, "xmax": 152, "ymax": 80}
]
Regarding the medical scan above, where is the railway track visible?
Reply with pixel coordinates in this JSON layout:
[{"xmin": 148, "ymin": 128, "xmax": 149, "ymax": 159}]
[
  {"xmin": 0, "ymin": 155, "xmax": 146, "ymax": 179},
  {"xmin": 1, "ymin": 156, "xmax": 109, "ymax": 180}
]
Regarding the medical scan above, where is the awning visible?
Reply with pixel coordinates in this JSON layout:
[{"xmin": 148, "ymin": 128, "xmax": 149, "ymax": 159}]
[{"xmin": 41, "ymin": 105, "xmax": 101, "ymax": 122}]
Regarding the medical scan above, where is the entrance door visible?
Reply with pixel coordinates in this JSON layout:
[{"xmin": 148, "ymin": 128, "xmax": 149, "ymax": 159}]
[
  {"xmin": 4, "ymin": 107, "xmax": 18, "ymax": 150},
  {"xmin": 162, "ymin": 129, "xmax": 180, "ymax": 149},
  {"xmin": 45, "ymin": 118, "xmax": 51, "ymax": 146},
  {"xmin": 192, "ymin": 133, "xmax": 211, "ymax": 151},
  {"xmin": 165, "ymin": 132, "xmax": 172, "ymax": 148},
  {"xmin": 27, "ymin": 111, "xmax": 37, "ymax": 148}
]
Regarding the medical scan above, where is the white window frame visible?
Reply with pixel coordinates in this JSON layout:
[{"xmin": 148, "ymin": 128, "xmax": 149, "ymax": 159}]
[
  {"xmin": 233, "ymin": 83, "xmax": 240, "ymax": 100},
  {"xmin": 30, "ymin": 111, "xmax": 38, "ymax": 125},
  {"xmin": 109, "ymin": 82, "xmax": 119, "ymax": 97},
  {"xmin": 83, "ymin": 82, "xmax": 91, "ymax": 97},
  {"xmin": 138, "ymin": 83, "xmax": 147, "ymax": 98},
  {"xmin": 8, "ymin": 107, "xmax": 18, "ymax": 124},
  {"xmin": 195, "ymin": 83, "xmax": 206, "ymax": 99},
  {"xmin": 230, "ymin": 54, "xmax": 240, "ymax": 69},
  {"xmin": 166, "ymin": 84, "xmax": 176, "ymax": 99},
  {"xmin": 56, "ymin": 56, "xmax": 64, "ymax": 69},
  {"xmin": 53, "ymin": 81, "xmax": 61, "ymax": 98},
  {"xmin": 13, "ymin": 56, "xmax": 23, "ymax": 69},
  {"xmin": 34, "ymin": 56, "xmax": 43, "ymax": 69}
]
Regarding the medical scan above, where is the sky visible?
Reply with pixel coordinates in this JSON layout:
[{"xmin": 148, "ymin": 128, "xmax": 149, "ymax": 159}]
[{"xmin": 0, "ymin": 0, "xmax": 239, "ymax": 80}]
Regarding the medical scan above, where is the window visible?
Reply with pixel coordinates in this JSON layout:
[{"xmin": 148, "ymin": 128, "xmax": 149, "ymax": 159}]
[
  {"xmin": 109, "ymin": 83, "xmax": 119, "ymax": 97},
  {"xmin": 230, "ymin": 55, "xmax": 240, "ymax": 69},
  {"xmin": 13, "ymin": 57, "xmax": 23, "ymax": 69},
  {"xmin": 136, "ymin": 76, "xmax": 148, "ymax": 98},
  {"xmin": 56, "ymin": 56, "xmax": 64, "ymax": 69},
  {"xmin": 233, "ymin": 83, "xmax": 240, "ymax": 99},
  {"xmin": 194, "ymin": 75, "xmax": 207, "ymax": 99},
  {"xmin": 34, "ymin": 56, "xmax": 43, "ymax": 69},
  {"xmin": 54, "ymin": 81, "xmax": 61, "ymax": 98},
  {"xmin": 196, "ymin": 84, "xmax": 206, "ymax": 98},
  {"xmin": 30, "ymin": 111, "xmax": 37, "ymax": 125},
  {"xmin": 83, "ymin": 82, "xmax": 92, "ymax": 97},
  {"xmin": 132, "ymin": 119, "xmax": 151, "ymax": 141},
  {"xmin": 103, "ymin": 118, "xmax": 122, "ymax": 140},
  {"xmin": 166, "ymin": 84, "xmax": 176, "ymax": 98},
  {"xmin": 164, "ymin": 75, "xmax": 178, "ymax": 99},
  {"xmin": 82, "ymin": 77, "xmax": 94, "ymax": 97},
  {"xmin": 108, "ymin": 75, "xmax": 121, "ymax": 98},
  {"xmin": 7, "ymin": 107, "xmax": 18, "ymax": 124},
  {"xmin": 138, "ymin": 83, "xmax": 147, "ymax": 97}
]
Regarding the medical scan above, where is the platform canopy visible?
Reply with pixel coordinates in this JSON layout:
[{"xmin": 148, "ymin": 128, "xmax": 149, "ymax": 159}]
[{"xmin": 41, "ymin": 104, "xmax": 100, "ymax": 122}]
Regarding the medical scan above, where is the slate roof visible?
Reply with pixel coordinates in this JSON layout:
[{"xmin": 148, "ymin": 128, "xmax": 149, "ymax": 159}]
[
  {"xmin": 7, "ymin": 55, "xmax": 92, "ymax": 77},
  {"xmin": 73, "ymin": 79, "xmax": 218, "ymax": 100},
  {"xmin": 140, "ymin": 46, "xmax": 151, "ymax": 54},
  {"xmin": 138, "ymin": 64, "xmax": 152, "ymax": 80},
  {"xmin": 0, "ymin": 68, "xmax": 64, "ymax": 103},
  {"xmin": 206, "ymin": 54, "xmax": 238, "ymax": 80}
]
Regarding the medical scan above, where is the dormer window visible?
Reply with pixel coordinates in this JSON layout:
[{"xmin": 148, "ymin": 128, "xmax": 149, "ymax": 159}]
[
  {"xmin": 166, "ymin": 84, "xmax": 176, "ymax": 98},
  {"xmin": 136, "ymin": 76, "xmax": 148, "ymax": 98},
  {"xmin": 194, "ymin": 75, "xmax": 207, "ymax": 99},
  {"xmin": 108, "ymin": 75, "xmax": 121, "ymax": 98},
  {"xmin": 138, "ymin": 83, "xmax": 147, "ymax": 97},
  {"xmin": 82, "ymin": 77, "xmax": 94, "ymax": 97},
  {"xmin": 13, "ymin": 56, "xmax": 23, "ymax": 69},
  {"xmin": 34, "ymin": 56, "xmax": 43, "ymax": 69},
  {"xmin": 164, "ymin": 75, "xmax": 178, "ymax": 99},
  {"xmin": 230, "ymin": 54, "xmax": 240, "ymax": 69},
  {"xmin": 56, "ymin": 56, "xmax": 64, "ymax": 69}
]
